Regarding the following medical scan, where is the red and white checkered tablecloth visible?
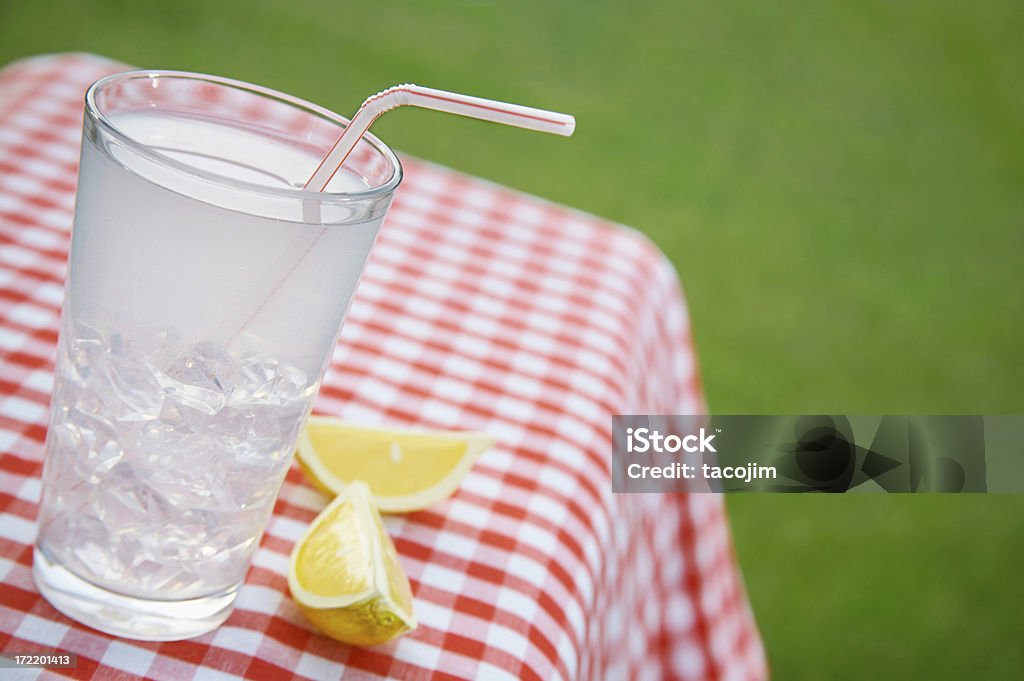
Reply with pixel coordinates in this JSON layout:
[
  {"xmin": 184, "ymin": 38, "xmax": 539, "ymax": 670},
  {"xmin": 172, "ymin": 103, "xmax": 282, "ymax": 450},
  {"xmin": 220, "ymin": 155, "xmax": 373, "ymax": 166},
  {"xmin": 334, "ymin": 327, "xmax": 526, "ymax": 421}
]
[{"xmin": 0, "ymin": 53, "xmax": 767, "ymax": 680}]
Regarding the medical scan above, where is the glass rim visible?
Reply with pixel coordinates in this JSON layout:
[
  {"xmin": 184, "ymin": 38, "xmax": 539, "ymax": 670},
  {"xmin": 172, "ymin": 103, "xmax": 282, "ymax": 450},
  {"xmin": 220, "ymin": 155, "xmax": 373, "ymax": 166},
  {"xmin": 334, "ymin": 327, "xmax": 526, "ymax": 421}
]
[{"xmin": 84, "ymin": 69, "xmax": 403, "ymax": 204}]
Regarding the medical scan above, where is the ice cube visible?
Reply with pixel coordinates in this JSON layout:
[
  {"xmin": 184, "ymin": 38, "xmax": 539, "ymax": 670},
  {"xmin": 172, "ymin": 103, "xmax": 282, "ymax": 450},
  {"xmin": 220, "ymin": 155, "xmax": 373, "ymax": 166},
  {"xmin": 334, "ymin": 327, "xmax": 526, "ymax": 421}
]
[
  {"xmin": 239, "ymin": 355, "xmax": 279, "ymax": 394},
  {"xmin": 102, "ymin": 357, "xmax": 164, "ymax": 422},
  {"xmin": 66, "ymin": 322, "xmax": 107, "ymax": 372},
  {"xmin": 152, "ymin": 348, "xmax": 231, "ymax": 415}
]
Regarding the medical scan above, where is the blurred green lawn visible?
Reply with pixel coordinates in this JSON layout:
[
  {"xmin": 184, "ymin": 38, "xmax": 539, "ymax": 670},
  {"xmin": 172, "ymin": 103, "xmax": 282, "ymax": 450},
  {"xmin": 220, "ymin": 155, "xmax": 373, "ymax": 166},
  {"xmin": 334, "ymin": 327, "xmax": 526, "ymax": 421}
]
[{"xmin": 2, "ymin": 1, "xmax": 1022, "ymax": 678}]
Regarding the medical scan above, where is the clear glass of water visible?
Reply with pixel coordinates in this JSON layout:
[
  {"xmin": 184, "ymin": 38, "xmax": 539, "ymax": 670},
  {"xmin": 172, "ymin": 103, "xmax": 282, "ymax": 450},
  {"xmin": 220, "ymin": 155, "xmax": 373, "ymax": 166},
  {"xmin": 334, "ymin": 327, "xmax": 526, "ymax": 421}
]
[{"xmin": 33, "ymin": 71, "xmax": 402, "ymax": 641}]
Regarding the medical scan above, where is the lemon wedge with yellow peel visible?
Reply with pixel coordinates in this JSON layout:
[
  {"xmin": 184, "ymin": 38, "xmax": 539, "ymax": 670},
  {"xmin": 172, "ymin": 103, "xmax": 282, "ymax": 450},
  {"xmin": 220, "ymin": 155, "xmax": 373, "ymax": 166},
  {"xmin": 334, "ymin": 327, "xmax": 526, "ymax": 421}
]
[
  {"xmin": 288, "ymin": 480, "xmax": 417, "ymax": 646},
  {"xmin": 296, "ymin": 416, "xmax": 494, "ymax": 512}
]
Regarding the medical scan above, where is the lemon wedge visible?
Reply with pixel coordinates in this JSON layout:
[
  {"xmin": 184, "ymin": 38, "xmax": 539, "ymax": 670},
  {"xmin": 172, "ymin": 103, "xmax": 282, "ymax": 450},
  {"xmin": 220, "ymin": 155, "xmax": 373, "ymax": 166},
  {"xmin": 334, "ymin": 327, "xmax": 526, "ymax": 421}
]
[
  {"xmin": 288, "ymin": 480, "xmax": 417, "ymax": 646},
  {"xmin": 295, "ymin": 416, "xmax": 494, "ymax": 513}
]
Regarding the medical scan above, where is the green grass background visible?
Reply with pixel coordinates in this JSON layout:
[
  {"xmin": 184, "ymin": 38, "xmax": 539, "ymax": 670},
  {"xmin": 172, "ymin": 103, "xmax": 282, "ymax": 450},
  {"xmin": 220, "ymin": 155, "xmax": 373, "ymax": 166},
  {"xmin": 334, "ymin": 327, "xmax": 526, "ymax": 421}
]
[{"xmin": 2, "ymin": 1, "xmax": 1022, "ymax": 678}]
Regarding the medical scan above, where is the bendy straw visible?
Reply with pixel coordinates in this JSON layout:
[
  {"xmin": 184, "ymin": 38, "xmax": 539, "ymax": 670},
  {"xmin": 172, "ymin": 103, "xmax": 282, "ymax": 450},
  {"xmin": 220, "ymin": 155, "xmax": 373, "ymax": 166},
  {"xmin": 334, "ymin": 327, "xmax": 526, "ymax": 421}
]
[{"xmin": 305, "ymin": 84, "xmax": 575, "ymax": 191}]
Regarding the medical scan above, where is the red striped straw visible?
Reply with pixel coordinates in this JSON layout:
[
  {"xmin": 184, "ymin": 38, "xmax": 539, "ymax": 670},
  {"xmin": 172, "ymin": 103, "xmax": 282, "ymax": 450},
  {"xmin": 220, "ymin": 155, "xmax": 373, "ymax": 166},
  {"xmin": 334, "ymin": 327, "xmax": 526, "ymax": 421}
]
[{"xmin": 305, "ymin": 84, "xmax": 576, "ymax": 191}]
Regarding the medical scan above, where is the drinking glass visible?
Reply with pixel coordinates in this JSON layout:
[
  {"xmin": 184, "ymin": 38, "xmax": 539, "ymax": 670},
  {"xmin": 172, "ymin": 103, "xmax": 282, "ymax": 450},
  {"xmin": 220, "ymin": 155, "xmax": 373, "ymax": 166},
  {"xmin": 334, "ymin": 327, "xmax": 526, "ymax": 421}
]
[{"xmin": 33, "ymin": 71, "xmax": 401, "ymax": 640}]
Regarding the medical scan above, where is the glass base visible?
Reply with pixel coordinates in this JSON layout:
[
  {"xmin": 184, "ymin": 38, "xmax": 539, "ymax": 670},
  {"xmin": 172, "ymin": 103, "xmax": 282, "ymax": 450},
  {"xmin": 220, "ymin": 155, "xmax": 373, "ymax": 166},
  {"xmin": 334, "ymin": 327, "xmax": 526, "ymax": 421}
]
[{"xmin": 33, "ymin": 548, "xmax": 238, "ymax": 641}]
